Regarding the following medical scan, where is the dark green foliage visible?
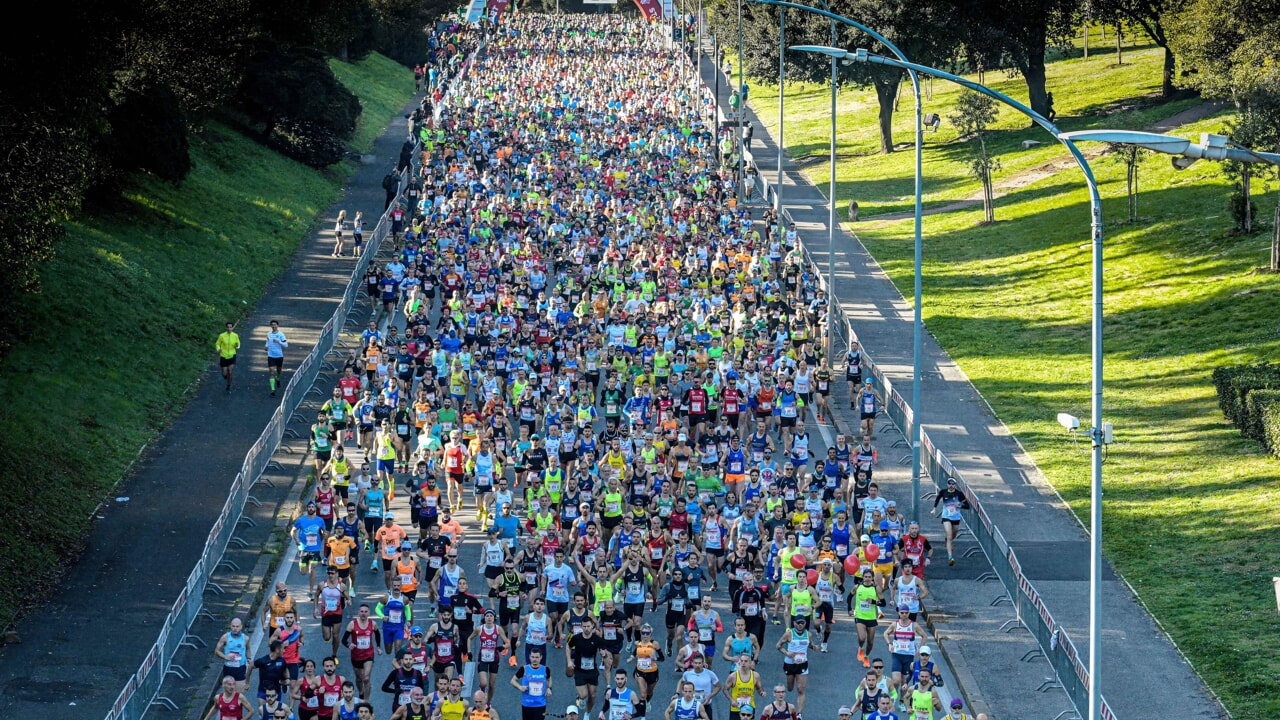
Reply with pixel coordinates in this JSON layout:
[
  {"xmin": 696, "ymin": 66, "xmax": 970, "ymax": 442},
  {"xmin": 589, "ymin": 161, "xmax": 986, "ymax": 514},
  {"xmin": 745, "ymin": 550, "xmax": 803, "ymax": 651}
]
[
  {"xmin": 240, "ymin": 43, "xmax": 363, "ymax": 167},
  {"xmin": 1263, "ymin": 401, "xmax": 1280, "ymax": 459},
  {"xmin": 1244, "ymin": 390, "xmax": 1280, "ymax": 446},
  {"xmin": 106, "ymin": 83, "xmax": 193, "ymax": 182},
  {"xmin": 1212, "ymin": 364, "xmax": 1280, "ymax": 429}
]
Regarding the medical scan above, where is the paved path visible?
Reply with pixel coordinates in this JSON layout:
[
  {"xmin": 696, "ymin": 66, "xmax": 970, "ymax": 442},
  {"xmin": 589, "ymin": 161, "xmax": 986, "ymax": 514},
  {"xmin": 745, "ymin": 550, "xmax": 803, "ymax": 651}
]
[
  {"xmin": 701, "ymin": 53, "xmax": 1225, "ymax": 720},
  {"xmin": 0, "ymin": 97, "xmax": 419, "ymax": 719}
]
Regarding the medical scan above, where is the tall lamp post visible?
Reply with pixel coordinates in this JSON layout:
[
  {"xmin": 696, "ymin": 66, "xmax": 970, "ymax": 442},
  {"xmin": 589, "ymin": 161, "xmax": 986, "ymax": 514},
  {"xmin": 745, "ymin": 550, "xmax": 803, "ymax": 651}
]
[
  {"xmin": 814, "ymin": 44, "xmax": 1108, "ymax": 720},
  {"xmin": 755, "ymin": 5, "xmax": 925, "ymax": 524}
]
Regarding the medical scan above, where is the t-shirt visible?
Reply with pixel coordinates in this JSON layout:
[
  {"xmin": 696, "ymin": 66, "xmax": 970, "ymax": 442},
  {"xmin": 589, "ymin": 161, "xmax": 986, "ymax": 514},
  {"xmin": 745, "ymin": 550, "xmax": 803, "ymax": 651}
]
[
  {"xmin": 217, "ymin": 331, "xmax": 241, "ymax": 358},
  {"xmin": 294, "ymin": 516, "xmax": 326, "ymax": 552}
]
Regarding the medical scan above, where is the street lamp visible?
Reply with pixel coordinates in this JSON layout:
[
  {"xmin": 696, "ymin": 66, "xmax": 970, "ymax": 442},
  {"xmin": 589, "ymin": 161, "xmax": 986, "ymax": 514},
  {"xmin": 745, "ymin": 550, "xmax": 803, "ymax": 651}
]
[
  {"xmin": 750, "ymin": 1, "xmax": 925, "ymax": 527},
  {"xmin": 842, "ymin": 45, "xmax": 1109, "ymax": 720},
  {"xmin": 1059, "ymin": 129, "xmax": 1280, "ymax": 168}
]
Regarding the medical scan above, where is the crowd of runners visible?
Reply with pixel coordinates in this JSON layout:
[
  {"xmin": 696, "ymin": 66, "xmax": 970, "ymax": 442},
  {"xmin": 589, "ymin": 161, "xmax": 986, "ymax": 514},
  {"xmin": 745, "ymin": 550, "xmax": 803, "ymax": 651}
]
[{"xmin": 206, "ymin": 13, "xmax": 983, "ymax": 720}]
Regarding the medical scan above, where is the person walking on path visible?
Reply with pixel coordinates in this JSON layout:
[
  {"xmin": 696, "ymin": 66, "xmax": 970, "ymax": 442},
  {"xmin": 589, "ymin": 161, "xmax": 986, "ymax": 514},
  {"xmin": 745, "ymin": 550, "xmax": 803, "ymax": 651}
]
[
  {"xmin": 382, "ymin": 168, "xmax": 401, "ymax": 211},
  {"xmin": 217, "ymin": 321, "xmax": 241, "ymax": 394}
]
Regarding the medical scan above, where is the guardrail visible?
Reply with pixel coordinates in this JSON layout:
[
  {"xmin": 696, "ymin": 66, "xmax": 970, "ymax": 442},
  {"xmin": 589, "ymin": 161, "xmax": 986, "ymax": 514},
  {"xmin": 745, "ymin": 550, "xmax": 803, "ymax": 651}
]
[
  {"xmin": 101, "ymin": 42, "xmax": 485, "ymax": 720},
  {"xmin": 691, "ymin": 35, "xmax": 1116, "ymax": 720}
]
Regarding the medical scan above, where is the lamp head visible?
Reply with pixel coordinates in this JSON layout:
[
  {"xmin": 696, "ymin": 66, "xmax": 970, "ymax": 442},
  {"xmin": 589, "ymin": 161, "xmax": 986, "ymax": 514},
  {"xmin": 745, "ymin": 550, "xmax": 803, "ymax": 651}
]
[{"xmin": 788, "ymin": 44, "xmax": 847, "ymax": 59}]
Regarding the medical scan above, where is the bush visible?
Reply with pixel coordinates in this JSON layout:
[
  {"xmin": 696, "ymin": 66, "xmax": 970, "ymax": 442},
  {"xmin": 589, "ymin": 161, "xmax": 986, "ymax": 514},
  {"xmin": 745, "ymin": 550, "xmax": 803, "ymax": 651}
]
[
  {"xmin": 1244, "ymin": 390, "xmax": 1280, "ymax": 445},
  {"xmin": 1212, "ymin": 364, "xmax": 1280, "ymax": 428},
  {"xmin": 1264, "ymin": 401, "xmax": 1280, "ymax": 459}
]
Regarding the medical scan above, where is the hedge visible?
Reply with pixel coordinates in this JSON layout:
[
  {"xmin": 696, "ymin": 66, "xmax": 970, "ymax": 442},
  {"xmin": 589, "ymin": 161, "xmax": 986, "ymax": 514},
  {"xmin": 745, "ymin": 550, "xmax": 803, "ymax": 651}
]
[
  {"xmin": 1245, "ymin": 390, "xmax": 1280, "ymax": 446},
  {"xmin": 1212, "ymin": 364, "xmax": 1280, "ymax": 428},
  {"xmin": 1264, "ymin": 401, "xmax": 1280, "ymax": 460}
]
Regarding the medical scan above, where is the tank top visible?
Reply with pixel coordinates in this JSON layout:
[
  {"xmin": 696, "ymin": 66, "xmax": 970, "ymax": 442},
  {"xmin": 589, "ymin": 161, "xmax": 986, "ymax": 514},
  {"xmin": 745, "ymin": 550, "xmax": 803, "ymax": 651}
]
[
  {"xmin": 215, "ymin": 692, "xmax": 243, "ymax": 720},
  {"xmin": 892, "ymin": 619, "xmax": 919, "ymax": 655},
  {"xmin": 319, "ymin": 673, "xmax": 343, "ymax": 711},
  {"xmin": 383, "ymin": 595, "xmax": 406, "ymax": 628},
  {"xmin": 786, "ymin": 630, "xmax": 809, "ymax": 665},
  {"xmin": 478, "ymin": 625, "xmax": 502, "ymax": 663},
  {"xmin": 525, "ymin": 613, "xmax": 548, "ymax": 645},
  {"xmin": 897, "ymin": 576, "xmax": 921, "ymax": 612},
  {"xmin": 223, "ymin": 632, "xmax": 246, "ymax": 668},
  {"xmin": 433, "ymin": 625, "xmax": 456, "ymax": 662},
  {"xmin": 911, "ymin": 687, "xmax": 935, "ymax": 720},
  {"xmin": 731, "ymin": 670, "xmax": 757, "ymax": 709},
  {"xmin": 440, "ymin": 697, "xmax": 466, "ymax": 720},
  {"xmin": 674, "ymin": 698, "xmax": 700, "ymax": 720},
  {"xmin": 350, "ymin": 618, "xmax": 376, "ymax": 661}
]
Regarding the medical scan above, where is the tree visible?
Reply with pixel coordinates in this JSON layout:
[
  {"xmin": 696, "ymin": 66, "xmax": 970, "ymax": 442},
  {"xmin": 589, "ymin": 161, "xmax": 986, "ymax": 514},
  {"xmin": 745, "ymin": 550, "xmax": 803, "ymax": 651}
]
[
  {"xmin": 949, "ymin": 90, "xmax": 1002, "ymax": 223},
  {"xmin": 1168, "ymin": 0, "xmax": 1280, "ymax": 261},
  {"xmin": 1088, "ymin": 0, "xmax": 1181, "ymax": 96},
  {"xmin": 704, "ymin": 0, "xmax": 960, "ymax": 154},
  {"xmin": 1106, "ymin": 144, "xmax": 1147, "ymax": 222},
  {"xmin": 956, "ymin": 0, "xmax": 1081, "ymax": 120}
]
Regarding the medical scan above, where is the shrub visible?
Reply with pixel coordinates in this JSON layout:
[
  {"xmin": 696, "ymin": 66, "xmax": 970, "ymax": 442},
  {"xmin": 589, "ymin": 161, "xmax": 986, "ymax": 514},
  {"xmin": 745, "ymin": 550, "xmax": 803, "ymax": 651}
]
[
  {"xmin": 1244, "ymin": 390, "xmax": 1280, "ymax": 445},
  {"xmin": 1264, "ymin": 401, "xmax": 1280, "ymax": 459},
  {"xmin": 1213, "ymin": 364, "xmax": 1280, "ymax": 428}
]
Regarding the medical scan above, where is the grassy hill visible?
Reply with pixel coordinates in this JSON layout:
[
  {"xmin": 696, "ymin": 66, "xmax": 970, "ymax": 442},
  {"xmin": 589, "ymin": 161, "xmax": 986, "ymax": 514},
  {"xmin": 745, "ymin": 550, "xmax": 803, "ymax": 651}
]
[
  {"xmin": 746, "ymin": 34, "xmax": 1280, "ymax": 720},
  {"xmin": 0, "ymin": 52, "xmax": 413, "ymax": 628}
]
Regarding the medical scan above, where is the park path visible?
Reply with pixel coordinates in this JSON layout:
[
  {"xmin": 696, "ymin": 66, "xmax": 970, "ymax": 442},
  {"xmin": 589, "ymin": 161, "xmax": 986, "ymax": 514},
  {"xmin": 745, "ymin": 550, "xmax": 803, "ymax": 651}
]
[
  {"xmin": 859, "ymin": 99, "xmax": 1227, "ymax": 228},
  {"xmin": 704, "ymin": 55, "xmax": 1227, "ymax": 720}
]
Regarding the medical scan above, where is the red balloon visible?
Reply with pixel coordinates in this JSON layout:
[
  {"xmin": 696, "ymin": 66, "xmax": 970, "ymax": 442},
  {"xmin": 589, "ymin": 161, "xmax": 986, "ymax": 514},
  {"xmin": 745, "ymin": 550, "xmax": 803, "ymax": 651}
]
[
  {"xmin": 843, "ymin": 556, "xmax": 861, "ymax": 575},
  {"xmin": 865, "ymin": 544, "xmax": 881, "ymax": 563},
  {"xmin": 789, "ymin": 553, "xmax": 807, "ymax": 569},
  {"xmin": 806, "ymin": 569, "xmax": 819, "ymax": 586}
]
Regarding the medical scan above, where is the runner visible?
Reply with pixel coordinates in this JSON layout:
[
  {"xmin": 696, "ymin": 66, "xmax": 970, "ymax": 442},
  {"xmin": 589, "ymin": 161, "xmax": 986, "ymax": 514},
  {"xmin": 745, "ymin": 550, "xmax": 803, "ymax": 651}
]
[
  {"xmin": 266, "ymin": 319, "xmax": 289, "ymax": 397},
  {"xmin": 217, "ymin": 321, "xmax": 240, "ymax": 393},
  {"xmin": 930, "ymin": 478, "xmax": 970, "ymax": 565}
]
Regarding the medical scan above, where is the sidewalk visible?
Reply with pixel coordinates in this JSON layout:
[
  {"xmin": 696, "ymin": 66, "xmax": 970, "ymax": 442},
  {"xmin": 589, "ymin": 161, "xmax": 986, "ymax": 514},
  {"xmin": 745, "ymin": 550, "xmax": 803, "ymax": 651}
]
[
  {"xmin": 700, "ymin": 56, "xmax": 1224, "ymax": 720},
  {"xmin": 0, "ymin": 100, "xmax": 419, "ymax": 719}
]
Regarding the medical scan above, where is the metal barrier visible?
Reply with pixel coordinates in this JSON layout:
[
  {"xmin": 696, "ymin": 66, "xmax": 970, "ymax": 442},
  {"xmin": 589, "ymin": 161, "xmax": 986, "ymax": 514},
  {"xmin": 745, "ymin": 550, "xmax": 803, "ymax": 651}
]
[
  {"xmin": 693, "ymin": 42, "xmax": 1117, "ymax": 720},
  {"xmin": 100, "ymin": 42, "xmax": 482, "ymax": 720}
]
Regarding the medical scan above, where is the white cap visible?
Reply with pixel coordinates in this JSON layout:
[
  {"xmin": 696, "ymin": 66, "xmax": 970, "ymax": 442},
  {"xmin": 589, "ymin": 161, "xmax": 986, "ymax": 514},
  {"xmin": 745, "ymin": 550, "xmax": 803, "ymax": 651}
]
[
  {"xmin": 919, "ymin": 645, "xmax": 932, "ymax": 655},
  {"xmin": 565, "ymin": 707, "xmax": 581, "ymax": 716}
]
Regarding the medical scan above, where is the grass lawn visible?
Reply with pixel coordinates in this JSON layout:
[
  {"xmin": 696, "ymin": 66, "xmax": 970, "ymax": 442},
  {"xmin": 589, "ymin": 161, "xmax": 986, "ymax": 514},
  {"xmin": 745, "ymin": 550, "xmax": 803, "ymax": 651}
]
[
  {"xmin": 844, "ymin": 108, "xmax": 1280, "ymax": 718},
  {"xmin": 737, "ymin": 41, "xmax": 1202, "ymax": 217},
  {"xmin": 0, "ymin": 53, "xmax": 413, "ymax": 628},
  {"xmin": 330, "ymin": 53, "xmax": 417, "ymax": 152}
]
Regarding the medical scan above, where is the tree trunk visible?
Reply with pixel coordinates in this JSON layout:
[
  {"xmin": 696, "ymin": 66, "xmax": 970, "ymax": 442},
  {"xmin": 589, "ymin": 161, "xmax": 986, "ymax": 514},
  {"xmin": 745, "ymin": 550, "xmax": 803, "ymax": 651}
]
[
  {"xmin": 1243, "ymin": 169, "xmax": 1252, "ymax": 233},
  {"xmin": 1162, "ymin": 45, "xmax": 1176, "ymax": 97},
  {"xmin": 1083, "ymin": 21, "xmax": 1089, "ymax": 59},
  {"xmin": 985, "ymin": 171, "xmax": 995, "ymax": 223},
  {"xmin": 873, "ymin": 74, "xmax": 900, "ymax": 154},
  {"xmin": 1272, "ymin": 196, "xmax": 1279, "ymax": 271},
  {"xmin": 1115, "ymin": 25, "xmax": 1123, "ymax": 65},
  {"xmin": 1020, "ymin": 42, "xmax": 1051, "ymax": 119}
]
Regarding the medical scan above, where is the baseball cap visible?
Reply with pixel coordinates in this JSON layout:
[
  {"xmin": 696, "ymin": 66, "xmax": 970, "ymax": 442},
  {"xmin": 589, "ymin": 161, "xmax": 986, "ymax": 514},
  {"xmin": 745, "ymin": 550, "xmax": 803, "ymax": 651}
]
[
  {"xmin": 879, "ymin": 520, "xmax": 890, "ymax": 530},
  {"xmin": 385, "ymin": 512, "xmax": 395, "ymax": 521},
  {"xmin": 837, "ymin": 708, "xmax": 852, "ymax": 716},
  {"xmin": 400, "ymin": 541, "xmax": 412, "ymax": 550},
  {"xmin": 920, "ymin": 646, "xmax": 932, "ymax": 655},
  {"xmin": 411, "ymin": 625, "xmax": 424, "ymax": 635},
  {"xmin": 951, "ymin": 699, "xmax": 964, "ymax": 708},
  {"xmin": 947, "ymin": 477, "xmax": 957, "ymax": 485},
  {"xmin": 897, "ymin": 604, "xmax": 911, "ymax": 611},
  {"xmin": 565, "ymin": 707, "xmax": 581, "ymax": 716},
  {"xmin": 860, "ymin": 534, "xmax": 871, "ymax": 543}
]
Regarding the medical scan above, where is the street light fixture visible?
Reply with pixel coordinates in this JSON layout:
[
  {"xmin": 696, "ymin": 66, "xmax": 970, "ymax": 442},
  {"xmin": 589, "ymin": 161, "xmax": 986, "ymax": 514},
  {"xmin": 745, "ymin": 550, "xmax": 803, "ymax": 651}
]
[
  {"xmin": 1059, "ymin": 129, "xmax": 1280, "ymax": 169},
  {"xmin": 841, "ymin": 45, "xmax": 1111, "ymax": 720},
  {"xmin": 751, "ymin": 0, "xmax": 926, "ymax": 528}
]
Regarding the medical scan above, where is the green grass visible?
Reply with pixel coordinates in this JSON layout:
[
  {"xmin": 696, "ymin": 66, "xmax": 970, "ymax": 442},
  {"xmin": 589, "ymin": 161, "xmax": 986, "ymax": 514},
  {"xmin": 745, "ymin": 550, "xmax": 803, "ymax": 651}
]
[
  {"xmin": 739, "ymin": 41, "xmax": 1202, "ymax": 217},
  {"xmin": 331, "ymin": 53, "xmax": 416, "ymax": 152},
  {"xmin": 0, "ymin": 52, "xmax": 413, "ymax": 628},
  {"xmin": 844, "ymin": 109, "xmax": 1280, "ymax": 718}
]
